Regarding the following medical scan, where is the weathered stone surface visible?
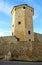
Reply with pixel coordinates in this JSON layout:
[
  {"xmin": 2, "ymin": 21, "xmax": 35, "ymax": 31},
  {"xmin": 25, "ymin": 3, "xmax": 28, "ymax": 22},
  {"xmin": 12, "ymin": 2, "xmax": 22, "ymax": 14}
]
[
  {"xmin": 11, "ymin": 4, "xmax": 34, "ymax": 41},
  {"xmin": 0, "ymin": 33, "xmax": 42, "ymax": 61},
  {"xmin": 3, "ymin": 51, "xmax": 12, "ymax": 61}
]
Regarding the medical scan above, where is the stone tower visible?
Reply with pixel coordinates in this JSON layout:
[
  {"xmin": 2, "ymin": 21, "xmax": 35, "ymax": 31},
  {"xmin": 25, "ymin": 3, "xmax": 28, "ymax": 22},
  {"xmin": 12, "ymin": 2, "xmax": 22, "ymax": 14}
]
[{"xmin": 11, "ymin": 4, "xmax": 34, "ymax": 41}]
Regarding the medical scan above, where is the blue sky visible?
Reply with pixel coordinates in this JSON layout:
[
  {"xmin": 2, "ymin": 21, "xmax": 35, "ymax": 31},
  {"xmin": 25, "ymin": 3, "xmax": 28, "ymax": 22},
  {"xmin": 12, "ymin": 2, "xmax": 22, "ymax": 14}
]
[{"xmin": 0, "ymin": 0, "xmax": 42, "ymax": 36}]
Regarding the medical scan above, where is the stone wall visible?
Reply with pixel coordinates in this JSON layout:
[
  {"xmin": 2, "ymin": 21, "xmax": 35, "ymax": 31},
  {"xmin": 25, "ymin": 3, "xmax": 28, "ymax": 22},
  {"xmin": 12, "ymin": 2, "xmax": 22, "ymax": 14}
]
[
  {"xmin": 0, "ymin": 33, "xmax": 42, "ymax": 61},
  {"xmin": 32, "ymin": 41, "xmax": 42, "ymax": 61},
  {"xmin": 0, "ymin": 41, "xmax": 32, "ymax": 60},
  {"xmin": 34, "ymin": 33, "xmax": 42, "ymax": 42}
]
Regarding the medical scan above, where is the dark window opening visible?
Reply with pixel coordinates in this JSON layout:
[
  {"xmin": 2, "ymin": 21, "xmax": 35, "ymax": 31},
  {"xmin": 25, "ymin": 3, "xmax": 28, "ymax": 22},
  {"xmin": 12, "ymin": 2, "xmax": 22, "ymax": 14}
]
[
  {"xmin": 28, "ymin": 31, "xmax": 31, "ymax": 34},
  {"xmin": 29, "ymin": 39, "xmax": 31, "ymax": 41},
  {"xmin": 31, "ymin": 10, "xmax": 33, "ymax": 12},
  {"xmin": 23, "ymin": 7, "xmax": 26, "ymax": 9},
  {"xmin": 18, "ymin": 21, "xmax": 21, "ymax": 24},
  {"xmin": 15, "ymin": 8, "xmax": 16, "ymax": 10},
  {"xmin": 17, "ymin": 38, "xmax": 20, "ymax": 41}
]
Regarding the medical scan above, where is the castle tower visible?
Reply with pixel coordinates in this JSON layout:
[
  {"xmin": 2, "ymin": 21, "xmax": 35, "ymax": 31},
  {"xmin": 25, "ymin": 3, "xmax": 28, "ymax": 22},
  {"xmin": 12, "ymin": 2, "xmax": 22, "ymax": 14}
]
[{"xmin": 11, "ymin": 4, "xmax": 34, "ymax": 41}]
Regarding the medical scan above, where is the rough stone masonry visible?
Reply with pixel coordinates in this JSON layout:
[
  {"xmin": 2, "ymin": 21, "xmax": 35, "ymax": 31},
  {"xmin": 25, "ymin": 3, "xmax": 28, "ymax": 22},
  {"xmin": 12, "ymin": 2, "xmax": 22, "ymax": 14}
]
[
  {"xmin": 11, "ymin": 4, "xmax": 34, "ymax": 41},
  {"xmin": 0, "ymin": 4, "xmax": 42, "ymax": 61}
]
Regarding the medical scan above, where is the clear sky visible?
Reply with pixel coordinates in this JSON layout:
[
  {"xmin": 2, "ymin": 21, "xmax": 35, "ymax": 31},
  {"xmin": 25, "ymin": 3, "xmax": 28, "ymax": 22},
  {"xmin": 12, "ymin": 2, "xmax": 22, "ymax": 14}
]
[{"xmin": 0, "ymin": 0, "xmax": 42, "ymax": 36}]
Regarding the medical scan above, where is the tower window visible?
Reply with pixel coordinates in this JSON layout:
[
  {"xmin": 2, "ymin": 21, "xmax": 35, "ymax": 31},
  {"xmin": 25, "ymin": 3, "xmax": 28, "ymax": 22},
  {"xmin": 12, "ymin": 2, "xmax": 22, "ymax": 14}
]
[
  {"xmin": 31, "ymin": 10, "xmax": 33, "ymax": 12},
  {"xmin": 29, "ymin": 39, "xmax": 31, "ymax": 41},
  {"xmin": 15, "ymin": 8, "xmax": 16, "ymax": 10},
  {"xmin": 17, "ymin": 38, "xmax": 20, "ymax": 41},
  {"xmin": 28, "ymin": 31, "xmax": 31, "ymax": 34},
  {"xmin": 23, "ymin": 7, "xmax": 26, "ymax": 9},
  {"xmin": 18, "ymin": 21, "xmax": 21, "ymax": 24}
]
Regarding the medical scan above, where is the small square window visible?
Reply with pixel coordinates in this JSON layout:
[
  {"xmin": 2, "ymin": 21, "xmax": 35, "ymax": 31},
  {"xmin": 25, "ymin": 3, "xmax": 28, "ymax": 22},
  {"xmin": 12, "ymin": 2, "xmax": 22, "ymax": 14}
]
[
  {"xmin": 17, "ymin": 38, "xmax": 20, "ymax": 41},
  {"xmin": 15, "ymin": 8, "xmax": 16, "ymax": 10},
  {"xmin": 23, "ymin": 7, "xmax": 26, "ymax": 9},
  {"xmin": 31, "ymin": 10, "xmax": 33, "ymax": 12},
  {"xmin": 29, "ymin": 39, "xmax": 31, "ymax": 41},
  {"xmin": 18, "ymin": 21, "xmax": 21, "ymax": 24},
  {"xmin": 28, "ymin": 31, "xmax": 31, "ymax": 34}
]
